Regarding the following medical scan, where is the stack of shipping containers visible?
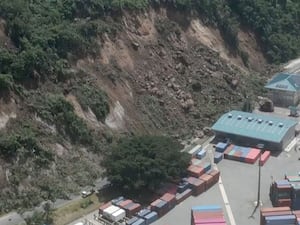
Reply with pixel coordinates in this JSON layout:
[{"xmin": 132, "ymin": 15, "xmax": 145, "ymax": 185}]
[
  {"xmin": 260, "ymin": 207, "xmax": 296, "ymax": 225},
  {"xmin": 191, "ymin": 205, "xmax": 227, "ymax": 225}
]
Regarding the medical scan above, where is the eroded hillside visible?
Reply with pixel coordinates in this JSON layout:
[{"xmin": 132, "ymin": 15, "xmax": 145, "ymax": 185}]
[{"xmin": 0, "ymin": 6, "xmax": 275, "ymax": 213}]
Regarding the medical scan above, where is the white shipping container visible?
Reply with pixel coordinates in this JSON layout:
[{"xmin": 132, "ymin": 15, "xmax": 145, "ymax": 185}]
[
  {"xmin": 111, "ymin": 208, "xmax": 126, "ymax": 222},
  {"xmin": 188, "ymin": 144, "xmax": 202, "ymax": 156},
  {"xmin": 103, "ymin": 205, "xmax": 120, "ymax": 221}
]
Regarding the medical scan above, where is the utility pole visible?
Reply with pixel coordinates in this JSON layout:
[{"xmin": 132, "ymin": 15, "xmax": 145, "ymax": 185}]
[{"xmin": 250, "ymin": 143, "xmax": 264, "ymax": 218}]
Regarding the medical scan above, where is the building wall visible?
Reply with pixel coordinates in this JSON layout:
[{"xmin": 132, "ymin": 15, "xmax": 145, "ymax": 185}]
[
  {"xmin": 213, "ymin": 131, "xmax": 291, "ymax": 151},
  {"xmin": 268, "ymin": 89, "xmax": 296, "ymax": 107},
  {"xmin": 281, "ymin": 125, "xmax": 297, "ymax": 149}
]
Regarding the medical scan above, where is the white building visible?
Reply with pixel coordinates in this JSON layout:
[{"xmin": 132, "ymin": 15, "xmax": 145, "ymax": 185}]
[{"xmin": 265, "ymin": 73, "xmax": 300, "ymax": 107}]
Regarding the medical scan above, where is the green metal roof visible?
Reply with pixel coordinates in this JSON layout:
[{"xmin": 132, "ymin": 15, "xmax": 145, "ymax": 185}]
[
  {"xmin": 212, "ymin": 110, "xmax": 297, "ymax": 143},
  {"xmin": 265, "ymin": 73, "xmax": 300, "ymax": 92}
]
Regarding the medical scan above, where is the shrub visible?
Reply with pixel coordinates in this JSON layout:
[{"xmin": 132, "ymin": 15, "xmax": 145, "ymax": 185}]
[
  {"xmin": 74, "ymin": 84, "xmax": 110, "ymax": 122},
  {"xmin": 31, "ymin": 93, "xmax": 92, "ymax": 144}
]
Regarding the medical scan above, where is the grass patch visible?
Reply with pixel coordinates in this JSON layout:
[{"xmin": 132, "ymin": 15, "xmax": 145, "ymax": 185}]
[{"xmin": 52, "ymin": 194, "xmax": 101, "ymax": 225}]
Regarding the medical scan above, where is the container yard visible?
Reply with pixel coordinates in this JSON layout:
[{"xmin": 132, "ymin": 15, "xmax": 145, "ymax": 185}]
[{"xmin": 69, "ymin": 107, "xmax": 300, "ymax": 225}]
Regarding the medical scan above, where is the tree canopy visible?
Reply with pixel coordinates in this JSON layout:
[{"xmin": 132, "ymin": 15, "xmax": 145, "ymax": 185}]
[{"xmin": 102, "ymin": 136, "xmax": 190, "ymax": 190}]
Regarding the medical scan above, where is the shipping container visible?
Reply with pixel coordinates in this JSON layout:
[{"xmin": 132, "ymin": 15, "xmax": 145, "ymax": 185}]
[
  {"xmin": 177, "ymin": 180, "xmax": 190, "ymax": 193},
  {"xmin": 215, "ymin": 142, "xmax": 228, "ymax": 153},
  {"xmin": 259, "ymin": 151, "xmax": 271, "ymax": 166},
  {"xmin": 188, "ymin": 145, "xmax": 202, "ymax": 157},
  {"xmin": 132, "ymin": 218, "xmax": 146, "ymax": 225},
  {"xmin": 99, "ymin": 202, "xmax": 112, "ymax": 215},
  {"xmin": 103, "ymin": 205, "xmax": 121, "ymax": 221},
  {"xmin": 160, "ymin": 193, "xmax": 176, "ymax": 209},
  {"xmin": 137, "ymin": 209, "xmax": 151, "ymax": 218},
  {"xmin": 126, "ymin": 203, "xmax": 142, "ymax": 217},
  {"xmin": 201, "ymin": 162, "xmax": 211, "ymax": 173},
  {"xmin": 111, "ymin": 196, "xmax": 125, "ymax": 205},
  {"xmin": 214, "ymin": 152, "xmax": 223, "ymax": 164},
  {"xmin": 127, "ymin": 216, "xmax": 139, "ymax": 225},
  {"xmin": 119, "ymin": 200, "xmax": 133, "ymax": 208},
  {"xmin": 196, "ymin": 149, "xmax": 206, "ymax": 159},
  {"xmin": 111, "ymin": 209, "xmax": 126, "ymax": 222},
  {"xmin": 144, "ymin": 211, "xmax": 158, "ymax": 225},
  {"xmin": 176, "ymin": 188, "xmax": 192, "ymax": 204},
  {"xmin": 187, "ymin": 165, "xmax": 205, "ymax": 177}
]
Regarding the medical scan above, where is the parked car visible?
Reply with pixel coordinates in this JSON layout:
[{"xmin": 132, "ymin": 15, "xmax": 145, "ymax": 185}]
[{"xmin": 81, "ymin": 189, "xmax": 95, "ymax": 198}]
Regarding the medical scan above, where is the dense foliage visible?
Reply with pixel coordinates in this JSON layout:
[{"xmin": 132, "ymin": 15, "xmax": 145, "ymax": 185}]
[
  {"xmin": 74, "ymin": 84, "xmax": 110, "ymax": 121},
  {"xmin": 103, "ymin": 136, "xmax": 190, "ymax": 190},
  {"xmin": 30, "ymin": 93, "xmax": 93, "ymax": 145},
  {"xmin": 0, "ymin": 0, "xmax": 298, "ymax": 90}
]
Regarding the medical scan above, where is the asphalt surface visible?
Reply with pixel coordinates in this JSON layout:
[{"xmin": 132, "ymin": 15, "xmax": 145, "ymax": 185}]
[{"xmin": 152, "ymin": 146, "xmax": 300, "ymax": 225}]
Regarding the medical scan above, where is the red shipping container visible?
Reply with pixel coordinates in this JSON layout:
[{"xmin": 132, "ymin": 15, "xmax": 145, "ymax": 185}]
[
  {"xmin": 260, "ymin": 206, "xmax": 291, "ymax": 213},
  {"xmin": 193, "ymin": 179, "xmax": 206, "ymax": 196},
  {"xmin": 245, "ymin": 148, "xmax": 260, "ymax": 164},
  {"xmin": 160, "ymin": 193, "xmax": 176, "ymax": 209},
  {"xmin": 259, "ymin": 151, "xmax": 271, "ymax": 166},
  {"xmin": 233, "ymin": 150, "xmax": 243, "ymax": 161},
  {"xmin": 99, "ymin": 201, "xmax": 111, "ymax": 215},
  {"xmin": 277, "ymin": 198, "xmax": 292, "ymax": 207},
  {"xmin": 224, "ymin": 144, "xmax": 234, "ymax": 155},
  {"xmin": 126, "ymin": 203, "xmax": 141, "ymax": 217},
  {"xmin": 119, "ymin": 199, "xmax": 133, "ymax": 208},
  {"xmin": 187, "ymin": 165, "xmax": 205, "ymax": 177},
  {"xmin": 207, "ymin": 170, "xmax": 220, "ymax": 183},
  {"xmin": 199, "ymin": 174, "xmax": 214, "ymax": 190},
  {"xmin": 176, "ymin": 188, "xmax": 192, "ymax": 204}
]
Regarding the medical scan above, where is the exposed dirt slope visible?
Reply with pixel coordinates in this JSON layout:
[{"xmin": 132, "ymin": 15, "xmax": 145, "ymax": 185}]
[
  {"xmin": 0, "ymin": 8, "xmax": 273, "ymax": 213},
  {"xmin": 75, "ymin": 8, "xmax": 269, "ymax": 139}
]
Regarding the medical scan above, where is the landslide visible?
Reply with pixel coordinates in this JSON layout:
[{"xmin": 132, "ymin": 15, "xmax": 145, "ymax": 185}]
[{"xmin": 0, "ymin": 1, "xmax": 285, "ymax": 213}]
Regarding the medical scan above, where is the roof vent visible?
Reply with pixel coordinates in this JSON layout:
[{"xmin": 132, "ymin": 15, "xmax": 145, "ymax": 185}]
[
  {"xmin": 237, "ymin": 115, "xmax": 242, "ymax": 120},
  {"xmin": 279, "ymin": 123, "xmax": 284, "ymax": 128},
  {"xmin": 228, "ymin": 113, "xmax": 233, "ymax": 118},
  {"xmin": 269, "ymin": 121, "xmax": 273, "ymax": 126},
  {"xmin": 248, "ymin": 117, "xmax": 253, "ymax": 122},
  {"xmin": 258, "ymin": 119, "xmax": 263, "ymax": 123}
]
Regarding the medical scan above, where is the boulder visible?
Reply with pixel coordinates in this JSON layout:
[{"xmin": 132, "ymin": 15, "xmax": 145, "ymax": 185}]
[{"xmin": 259, "ymin": 97, "xmax": 274, "ymax": 112}]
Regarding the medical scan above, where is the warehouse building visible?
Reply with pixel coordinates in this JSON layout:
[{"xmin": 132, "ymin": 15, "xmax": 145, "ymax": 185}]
[
  {"xmin": 212, "ymin": 110, "xmax": 298, "ymax": 151},
  {"xmin": 265, "ymin": 73, "xmax": 300, "ymax": 107}
]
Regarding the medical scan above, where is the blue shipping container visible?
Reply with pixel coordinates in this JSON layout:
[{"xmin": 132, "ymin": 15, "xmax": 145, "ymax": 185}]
[
  {"xmin": 155, "ymin": 200, "xmax": 167, "ymax": 209},
  {"xmin": 216, "ymin": 142, "xmax": 227, "ymax": 153},
  {"xmin": 132, "ymin": 218, "xmax": 146, "ymax": 225},
  {"xmin": 127, "ymin": 217, "xmax": 139, "ymax": 225},
  {"xmin": 196, "ymin": 149, "xmax": 206, "ymax": 159},
  {"xmin": 111, "ymin": 196, "xmax": 125, "ymax": 205},
  {"xmin": 144, "ymin": 211, "xmax": 158, "ymax": 225},
  {"xmin": 177, "ymin": 182, "xmax": 190, "ymax": 193},
  {"xmin": 137, "ymin": 209, "xmax": 151, "ymax": 218},
  {"xmin": 192, "ymin": 205, "xmax": 222, "ymax": 212},
  {"xmin": 214, "ymin": 152, "xmax": 223, "ymax": 164},
  {"xmin": 201, "ymin": 162, "xmax": 211, "ymax": 172}
]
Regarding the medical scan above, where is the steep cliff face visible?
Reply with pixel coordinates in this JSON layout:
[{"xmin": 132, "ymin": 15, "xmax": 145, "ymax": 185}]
[
  {"xmin": 0, "ymin": 7, "xmax": 273, "ymax": 212},
  {"xmin": 75, "ymin": 8, "xmax": 268, "ymax": 137}
]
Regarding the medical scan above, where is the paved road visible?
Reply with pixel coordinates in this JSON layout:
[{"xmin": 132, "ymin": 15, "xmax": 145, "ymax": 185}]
[{"xmin": 284, "ymin": 57, "xmax": 300, "ymax": 74}]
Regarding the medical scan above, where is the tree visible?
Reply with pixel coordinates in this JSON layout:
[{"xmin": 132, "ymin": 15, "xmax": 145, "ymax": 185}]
[{"xmin": 103, "ymin": 136, "xmax": 190, "ymax": 191}]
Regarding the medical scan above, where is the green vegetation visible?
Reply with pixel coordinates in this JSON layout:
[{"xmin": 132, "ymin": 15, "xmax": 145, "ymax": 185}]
[
  {"xmin": 0, "ymin": 119, "xmax": 53, "ymax": 164},
  {"xmin": 74, "ymin": 84, "xmax": 110, "ymax": 122},
  {"xmin": 30, "ymin": 93, "xmax": 92, "ymax": 145},
  {"xmin": 0, "ymin": 0, "xmax": 298, "ymax": 89},
  {"xmin": 228, "ymin": 0, "xmax": 300, "ymax": 63},
  {"xmin": 25, "ymin": 203, "xmax": 53, "ymax": 225},
  {"xmin": 103, "ymin": 136, "xmax": 190, "ymax": 190}
]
